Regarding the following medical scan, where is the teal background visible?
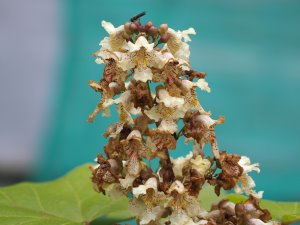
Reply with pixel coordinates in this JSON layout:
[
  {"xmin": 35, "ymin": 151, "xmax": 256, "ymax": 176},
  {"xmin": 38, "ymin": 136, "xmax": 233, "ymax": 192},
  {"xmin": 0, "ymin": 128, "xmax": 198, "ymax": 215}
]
[{"xmin": 34, "ymin": 0, "xmax": 300, "ymax": 204}]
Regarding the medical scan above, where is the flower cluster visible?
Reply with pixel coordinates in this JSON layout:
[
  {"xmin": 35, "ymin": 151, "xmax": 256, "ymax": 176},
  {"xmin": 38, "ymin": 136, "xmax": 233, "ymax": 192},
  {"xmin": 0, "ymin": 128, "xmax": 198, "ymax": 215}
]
[{"xmin": 89, "ymin": 16, "xmax": 280, "ymax": 225}]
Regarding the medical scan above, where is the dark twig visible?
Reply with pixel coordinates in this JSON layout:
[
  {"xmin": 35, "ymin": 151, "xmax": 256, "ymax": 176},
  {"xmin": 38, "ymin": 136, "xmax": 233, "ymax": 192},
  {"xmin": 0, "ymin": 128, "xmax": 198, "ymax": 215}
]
[{"xmin": 130, "ymin": 11, "xmax": 146, "ymax": 22}]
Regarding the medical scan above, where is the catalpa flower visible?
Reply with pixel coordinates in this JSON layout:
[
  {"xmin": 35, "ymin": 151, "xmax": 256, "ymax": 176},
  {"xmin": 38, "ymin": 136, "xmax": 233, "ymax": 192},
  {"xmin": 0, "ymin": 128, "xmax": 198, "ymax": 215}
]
[
  {"xmin": 145, "ymin": 103, "xmax": 185, "ymax": 133},
  {"xmin": 234, "ymin": 156, "xmax": 263, "ymax": 198},
  {"xmin": 171, "ymin": 152, "xmax": 193, "ymax": 178},
  {"xmin": 165, "ymin": 27, "xmax": 196, "ymax": 62},
  {"xmin": 156, "ymin": 89, "xmax": 184, "ymax": 107},
  {"xmin": 132, "ymin": 177, "xmax": 158, "ymax": 197},
  {"xmin": 190, "ymin": 155, "xmax": 211, "ymax": 177},
  {"xmin": 184, "ymin": 112, "xmax": 225, "ymax": 150},
  {"xmin": 100, "ymin": 20, "xmax": 127, "ymax": 51},
  {"xmin": 181, "ymin": 78, "xmax": 211, "ymax": 93},
  {"xmin": 90, "ymin": 17, "xmax": 278, "ymax": 225},
  {"xmin": 118, "ymin": 36, "xmax": 166, "ymax": 82},
  {"xmin": 129, "ymin": 198, "xmax": 164, "ymax": 225},
  {"xmin": 119, "ymin": 173, "xmax": 136, "ymax": 189}
]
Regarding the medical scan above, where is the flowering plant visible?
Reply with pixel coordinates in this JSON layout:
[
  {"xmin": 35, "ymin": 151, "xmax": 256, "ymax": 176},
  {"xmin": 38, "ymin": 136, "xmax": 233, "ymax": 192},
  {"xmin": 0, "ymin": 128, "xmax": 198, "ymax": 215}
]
[
  {"xmin": 89, "ymin": 13, "xmax": 280, "ymax": 225},
  {"xmin": 0, "ymin": 13, "xmax": 299, "ymax": 225}
]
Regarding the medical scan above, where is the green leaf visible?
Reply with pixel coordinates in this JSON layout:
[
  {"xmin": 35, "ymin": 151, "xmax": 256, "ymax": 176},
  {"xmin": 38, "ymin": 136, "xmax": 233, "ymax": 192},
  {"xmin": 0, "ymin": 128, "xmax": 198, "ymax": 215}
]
[
  {"xmin": 0, "ymin": 164, "xmax": 133, "ymax": 225},
  {"xmin": 198, "ymin": 185, "xmax": 227, "ymax": 210},
  {"xmin": 227, "ymin": 194, "xmax": 300, "ymax": 224},
  {"xmin": 1, "ymin": 165, "xmax": 299, "ymax": 225}
]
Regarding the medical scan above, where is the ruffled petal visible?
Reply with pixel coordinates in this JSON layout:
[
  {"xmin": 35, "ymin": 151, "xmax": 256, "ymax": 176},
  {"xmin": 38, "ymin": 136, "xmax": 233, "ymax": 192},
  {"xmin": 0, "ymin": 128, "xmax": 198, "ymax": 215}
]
[
  {"xmin": 180, "ymin": 27, "xmax": 196, "ymax": 42},
  {"xmin": 132, "ymin": 177, "xmax": 158, "ymax": 197},
  {"xmin": 234, "ymin": 156, "xmax": 262, "ymax": 198},
  {"xmin": 133, "ymin": 67, "xmax": 153, "ymax": 82},
  {"xmin": 119, "ymin": 174, "xmax": 136, "ymax": 189},
  {"xmin": 157, "ymin": 89, "xmax": 184, "ymax": 107},
  {"xmin": 101, "ymin": 20, "xmax": 116, "ymax": 34},
  {"xmin": 158, "ymin": 120, "xmax": 178, "ymax": 133},
  {"xmin": 190, "ymin": 155, "xmax": 211, "ymax": 176},
  {"xmin": 171, "ymin": 152, "xmax": 193, "ymax": 177},
  {"xmin": 168, "ymin": 180, "xmax": 185, "ymax": 194}
]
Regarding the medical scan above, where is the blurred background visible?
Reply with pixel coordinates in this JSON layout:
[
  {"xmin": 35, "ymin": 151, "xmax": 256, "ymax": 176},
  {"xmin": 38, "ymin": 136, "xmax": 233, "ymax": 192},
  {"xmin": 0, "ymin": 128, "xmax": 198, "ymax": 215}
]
[{"xmin": 0, "ymin": 0, "xmax": 299, "ymax": 204}]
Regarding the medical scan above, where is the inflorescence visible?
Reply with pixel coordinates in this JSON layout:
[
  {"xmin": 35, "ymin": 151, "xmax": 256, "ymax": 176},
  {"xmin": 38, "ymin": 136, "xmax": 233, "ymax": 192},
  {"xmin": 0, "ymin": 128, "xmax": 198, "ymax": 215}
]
[{"xmin": 88, "ymin": 14, "xmax": 280, "ymax": 225}]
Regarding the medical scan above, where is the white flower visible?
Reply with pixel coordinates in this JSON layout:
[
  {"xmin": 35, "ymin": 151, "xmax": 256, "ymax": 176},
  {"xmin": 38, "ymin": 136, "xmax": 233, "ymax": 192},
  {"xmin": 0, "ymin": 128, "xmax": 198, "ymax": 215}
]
[
  {"xmin": 179, "ymin": 28, "xmax": 196, "ymax": 42},
  {"xmin": 239, "ymin": 156, "xmax": 260, "ymax": 173},
  {"xmin": 190, "ymin": 155, "xmax": 211, "ymax": 176},
  {"xmin": 108, "ymin": 90, "xmax": 139, "ymax": 125},
  {"xmin": 179, "ymin": 79, "xmax": 211, "ymax": 114},
  {"xmin": 105, "ymin": 183, "xmax": 124, "ymax": 200},
  {"xmin": 158, "ymin": 120, "xmax": 178, "ymax": 133},
  {"xmin": 157, "ymin": 89, "xmax": 184, "ymax": 107},
  {"xmin": 126, "ymin": 35, "xmax": 154, "ymax": 52},
  {"xmin": 119, "ymin": 174, "xmax": 136, "ymax": 189},
  {"xmin": 182, "ymin": 79, "xmax": 211, "ymax": 93},
  {"xmin": 144, "ymin": 103, "xmax": 185, "ymax": 133},
  {"xmin": 133, "ymin": 67, "xmax": 153, "ymax": 82},
  {"xmin": 122, "ymin": 37, "xmax": 161, "ymax": 82},
  {"xmin": 116, "ymin": 103, "xmax": 134, "ymax": 124},
  {"xmin": 165, "ymin": 27, "xmax": 196, "ymax": 62},
  {"xmin": 100, "ymin": 20, "xmax": 126, "ymax": 51},
  {"xmin": 104, "ymin": 90, "xmax": 139, "ymax": 122},
  {"xmin": 94, "ymin": 49, "xmax": 121, "ymax": 64},
  {"xmin": 182, "ymin": 88, "xmax": 206, "ymax": 113},
  {"xmin": 234, "ymin": 156, "xmax": 263, "ymax": 198},
  {"xmin": 118, "ymin": 36, "xmax": 166, "ymax": 81},
  {"xmin": 196, "ymin": 114, "xmax": 224, "ymax": 128},
  {"xmin": 132, "ymin": 177, "xmax": 158, "ymax": 197},
  {"xmin": 95, "ymin": 57, "xmax": 104, "ymax": 64},
  {"xmin": 168, "ymin": 180, "xmax": 185, "ymax": 194},
  {"xmin": 129, "ymin": 198, "xmax": 164, "ymax": 225},
  {"xmin": 171, "ymin": 152, "xmax": 193, "ymax": 177},
  {"xmin": 171, "ymin": 152, "xmax": 210, "ymax": 178},
  {"xmin": 140, "ymin": 206, "xmax": 164, "ymax": 225},
  {"xmin": 162, "ymin": 51, "xmax": 175, "ymax": 61}
]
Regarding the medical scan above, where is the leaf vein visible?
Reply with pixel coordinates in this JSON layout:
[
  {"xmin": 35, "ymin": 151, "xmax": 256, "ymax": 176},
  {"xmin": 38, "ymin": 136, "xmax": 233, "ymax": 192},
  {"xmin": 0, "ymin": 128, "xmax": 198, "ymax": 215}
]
[
  {"xmin": 65, "ymin": 177, "xmax": 84, "ymax": 220},
  {"xmin": 28, "ymin": 184, "xmax": 45, "ymax": 211}
]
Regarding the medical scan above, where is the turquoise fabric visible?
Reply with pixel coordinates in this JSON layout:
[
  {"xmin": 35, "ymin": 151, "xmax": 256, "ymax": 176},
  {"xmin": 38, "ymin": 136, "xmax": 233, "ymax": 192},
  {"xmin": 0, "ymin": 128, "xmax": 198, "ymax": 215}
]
[{"xmin": 35, "ymin": 0, "xmax": 300, "ymax": 204}]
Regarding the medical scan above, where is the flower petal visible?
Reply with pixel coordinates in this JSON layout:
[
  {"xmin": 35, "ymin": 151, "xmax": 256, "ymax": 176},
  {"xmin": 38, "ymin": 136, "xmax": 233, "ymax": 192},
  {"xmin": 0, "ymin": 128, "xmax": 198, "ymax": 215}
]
[
  {"xmin": 132, "ymin": 177, "xmax": 158, "ymax": 197},
  {"xmin": 190, "ymin": 155, "xmax": 211, "ymax": 176},
  {"xmin": 180, "ymin": 27, "xmax": 196, "ymax": 42},
  {"xmin": 168, "ymin": 180, "xmax": 185, "ymax": 194},
  {"xmin": 171, "ymin": 152, "xmax": 193, "ymax": 177},
  {"xmin": 158, "ymin": 120, "xmax": 178, "ymax": 133},
  {"xmin": 157, "ymin": 89, "xmax": 184, "ymax": 108},
  {"xmin": 133, "ymin": 67, "xmax": 153, "ymax": 82},
  {"xmin": 101, "ymin": 20, "xmax": 116, "ymax": 34}
]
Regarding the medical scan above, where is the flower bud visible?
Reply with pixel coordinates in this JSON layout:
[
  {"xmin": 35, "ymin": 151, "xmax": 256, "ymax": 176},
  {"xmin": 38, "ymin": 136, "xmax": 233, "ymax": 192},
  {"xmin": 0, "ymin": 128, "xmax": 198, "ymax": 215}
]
[
  {"xmin": 138, "ymin": 26, "xmax": 146, "ymax": 32},
  {"xmin": 159, "ymin": 24, "xmax": 168, "ymax": 34},
  {"xmin": 134, "ymin": 20, "xmax": 141, "ymax": 27},
  {"xmin": 148, "ymin": 26, "xmax": 158, "ymax": 36},
  {"xmin": 145, "ymin": 21, "xmax": 153, "ymax": 30},
  {"xmin": 159, "ymin": 33, "xmax": 169, "ymax": 43},
  {"xmin": 124, "ymin": 22, "xmax": 131, "ymax": 34},
  {"xmin": 108, "ymin": 159, "xmax": 121, "ymax": 174},
  {"xmin": 129, "ymin": 23, "xmax": 138, "ymax": 32},
  {"xmin": 122, "ymin": 32, "xmax": 130, "ymax": 40}
]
